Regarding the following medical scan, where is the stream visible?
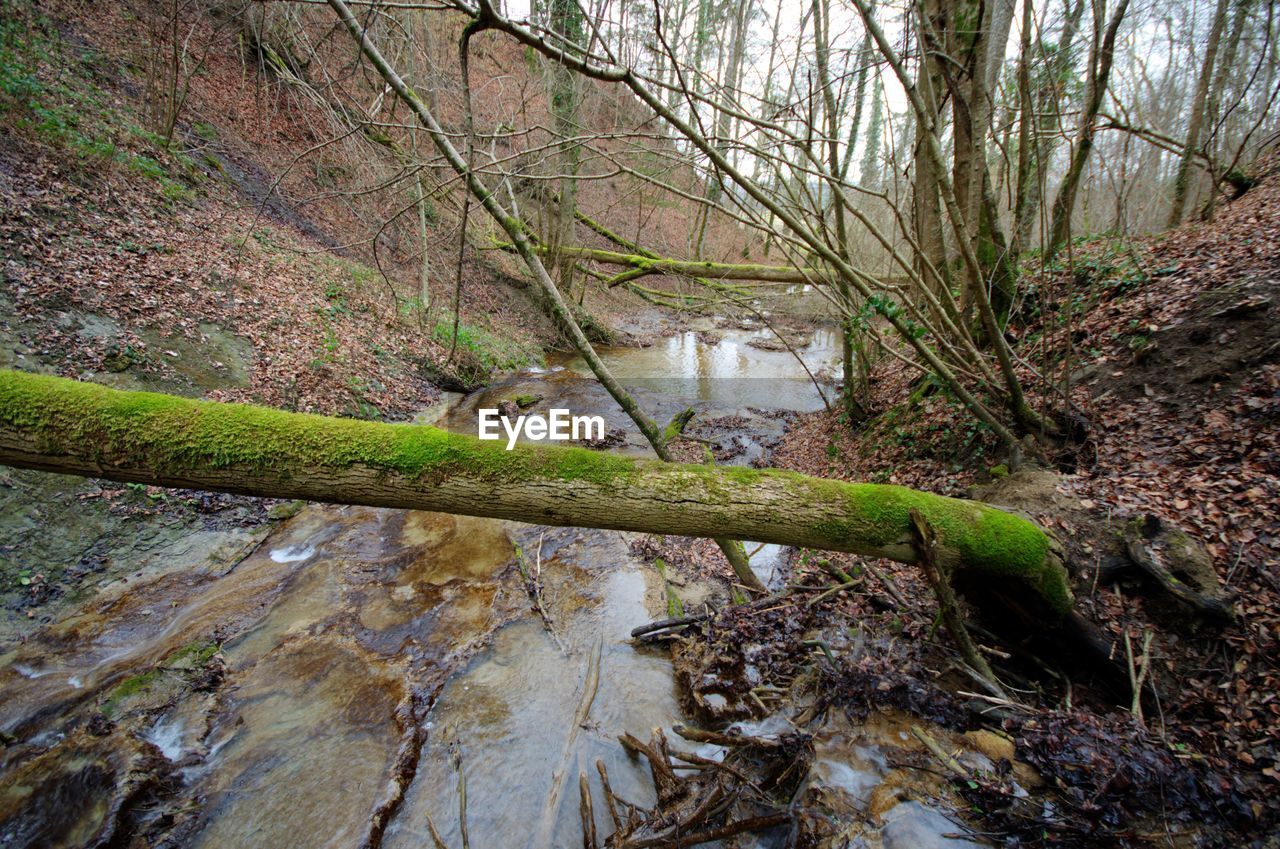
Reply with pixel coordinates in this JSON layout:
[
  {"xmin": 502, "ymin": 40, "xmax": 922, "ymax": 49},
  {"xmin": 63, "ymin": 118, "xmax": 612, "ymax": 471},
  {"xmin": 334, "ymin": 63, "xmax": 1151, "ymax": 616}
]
[{"xmin": 0, "ymin": 316, "xmax": 992, "ymax": 848}]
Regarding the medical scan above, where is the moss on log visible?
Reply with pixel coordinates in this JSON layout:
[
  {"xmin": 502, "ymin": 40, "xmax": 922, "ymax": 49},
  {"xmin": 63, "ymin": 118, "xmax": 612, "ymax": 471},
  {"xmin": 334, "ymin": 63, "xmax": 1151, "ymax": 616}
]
[
  {"xmin": 0, "ymin": 370, "xmax": 1073, "ymax": 615},
  {"xmin": 496, "ymin": 243, "xmax": 824, "ymax": 285}
]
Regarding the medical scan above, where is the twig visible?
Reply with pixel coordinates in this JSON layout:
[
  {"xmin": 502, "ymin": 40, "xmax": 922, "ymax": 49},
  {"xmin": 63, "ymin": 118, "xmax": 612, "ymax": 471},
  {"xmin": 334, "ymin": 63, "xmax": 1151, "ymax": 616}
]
[
  {"xmin": 455, "ymin": 747, "xmax": 470, "ymax": 849},
  {"xmin": 672, "ymin": 724, "xmax": 783, "ymax": 749},
  {"xmin": 1125, "ymin": 627, "xmax": 1155, "ymax": 725},
  {"xmin": 806, "ymin": 579, "xmax": 860, "ymax": 608},
  {"xmin": 536, "ymin": 639, "xmax": 603, "ymax": 845},
  {"xmin": 819, "ymin": 558, "xmax": 858, "ymax": 585},
  {"xmin": 579, "ymin": 771, "xmax": 598, "ymax": 849},
  {"xmin": 956, "ymin": 691, "xmax": 1032, "ymax": 711},
  {"xmin": 619, "ymin": 730, "xmax": 683, "ymax": 805},
  {"xmin": 630, "ymin": 613, "xmax": 710, "ymax": 639},
  {"xmin": 666, "ymin": 747, "xmax": 754, "ymax": 783},
  {"xmin": 862, "ymin": 560, "xmax": 912, "ymax": 609},
  {"xmin": 802, "ymin": 638, "xmax": 838, "ymax": 668},
  {"xmin": 423, "ymin": 812, "xmax": 449, "ymax": 849},
  {"xmin": 514, "ymin": 534, "xmax": 567, "ymax": 652},
  {"xmin": 595, "ymin": 759, "xmax": 624, "ymax": 833},
  {"xmin": 910, "ymin": 725, "xmax": 971, "ymax": 782},
  {"xmin": 908, "ymin": 510, "xmax": 1008, "ymax": 699},
  {"xmin": 620, "ymin": 812, "xmax": 790, "ymax": 849}
]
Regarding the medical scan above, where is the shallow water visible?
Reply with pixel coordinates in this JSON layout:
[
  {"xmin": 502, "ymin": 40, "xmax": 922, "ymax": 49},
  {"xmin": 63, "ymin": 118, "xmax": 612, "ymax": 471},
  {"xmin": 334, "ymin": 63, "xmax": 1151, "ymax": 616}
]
[
  {"xmin": 440, "ymin": 320, "xmax": 839, "ymax": 465},
  {"xmin": 385, "ymin": 537, "xmax": 680, "ymax": 849},
  {"xmin": 553, "ymin": 320, "xmax": 839, "ymax": 411}
]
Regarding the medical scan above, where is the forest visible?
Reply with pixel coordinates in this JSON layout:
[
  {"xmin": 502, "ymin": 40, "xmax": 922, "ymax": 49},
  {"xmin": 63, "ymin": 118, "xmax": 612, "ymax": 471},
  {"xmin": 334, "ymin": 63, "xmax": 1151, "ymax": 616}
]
[{"xmin": 0, "ymin": 0, "xmax": 1277, "ymax": 845}]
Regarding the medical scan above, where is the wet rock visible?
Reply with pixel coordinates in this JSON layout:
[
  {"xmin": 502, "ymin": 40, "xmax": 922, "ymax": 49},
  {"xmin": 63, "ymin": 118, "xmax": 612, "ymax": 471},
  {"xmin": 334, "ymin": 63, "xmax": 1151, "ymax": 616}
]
[
  {"xmin": 962, "ymin": 729, "xmax": 1014, "ymax": 764},
  {"xmin": 880, "ymin": 800, "xmax": 988, "ymax": 849},
  {"xmin": 266, "ymin": 499, "xmax": 305, "ymax": 521},
  {"xmin": 184, "ymin": 636, "xmax": 408, "ymax": 849},
  {"xmin": 0, "ymin": 730, "xmax": 169, "ymax": 849}
]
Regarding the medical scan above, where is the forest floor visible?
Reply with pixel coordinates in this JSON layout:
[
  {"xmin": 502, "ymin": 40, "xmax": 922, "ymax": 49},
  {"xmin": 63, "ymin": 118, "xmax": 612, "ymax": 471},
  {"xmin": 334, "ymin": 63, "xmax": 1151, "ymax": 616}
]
[{"xmin": 742, "ymin": 158, "xmax": 1280, "ymax": 844}]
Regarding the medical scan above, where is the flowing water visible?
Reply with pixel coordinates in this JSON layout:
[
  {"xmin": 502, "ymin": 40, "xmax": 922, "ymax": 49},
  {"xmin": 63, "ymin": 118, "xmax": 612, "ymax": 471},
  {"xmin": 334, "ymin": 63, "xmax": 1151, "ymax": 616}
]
[{"xmin": 0, "ymin": 319, "xmax": 992, "ymax": 848}]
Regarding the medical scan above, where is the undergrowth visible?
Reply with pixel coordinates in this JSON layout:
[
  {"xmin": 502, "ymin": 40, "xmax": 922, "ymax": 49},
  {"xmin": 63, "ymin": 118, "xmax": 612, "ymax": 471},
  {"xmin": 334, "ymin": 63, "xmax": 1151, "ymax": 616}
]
[{"xmin": 0, "ymin": 1, "xmax": 200, "ymax": 202}]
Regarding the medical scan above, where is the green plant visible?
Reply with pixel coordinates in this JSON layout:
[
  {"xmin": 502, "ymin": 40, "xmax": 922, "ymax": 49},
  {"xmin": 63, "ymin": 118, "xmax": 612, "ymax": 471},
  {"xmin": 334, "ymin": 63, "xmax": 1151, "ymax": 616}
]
[
  {"xmin": 430, "ymin": 313, "xmax": 541, "ymax": 377},
  {"xmin": 190, "ymin": 120, "xmax": 218, "ymax": 141},
  {"xmin": 0, "ymin": 5, "xmax": 203, "ymax": 202}
]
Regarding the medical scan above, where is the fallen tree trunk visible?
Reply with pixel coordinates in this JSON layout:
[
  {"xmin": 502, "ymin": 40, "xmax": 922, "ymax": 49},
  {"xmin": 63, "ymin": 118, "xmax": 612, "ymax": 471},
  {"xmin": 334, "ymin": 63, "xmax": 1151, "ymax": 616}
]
[
  {"xmin": 497, "ymin": 244, "xmax": 825, "ymax": 285},
  {"xmin": 0, "ymin": 370, "xmax": 1072, "ymax": 616}
]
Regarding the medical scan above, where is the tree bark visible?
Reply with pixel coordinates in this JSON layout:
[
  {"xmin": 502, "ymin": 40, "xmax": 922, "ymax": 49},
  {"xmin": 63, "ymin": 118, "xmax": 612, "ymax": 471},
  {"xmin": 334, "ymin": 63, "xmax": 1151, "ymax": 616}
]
[
  {"xmin": 1013, "ymin": 0, "xmax": 1086, "ymax": 258},
  {"xmin": 1168, "ymin": 0, "xmax": 1231, "ymax": 226},
  {"xmin": 0, "ymin": 370, "xmax": 1073, "ymax": 617},
  {"xmin": 547, "ymin": 0, "xmax": 585, "ymax": 295},
  {"xmin": 502, "ymin": 243, "xmax": 826, "ymax": 284},
  {"xmin": 1046, "ymin": 0, "xmax": 1132, "ymax": 261},
  {"xmin": 911, "ymin": 0, "xmax": 953, "ymax": 321}
]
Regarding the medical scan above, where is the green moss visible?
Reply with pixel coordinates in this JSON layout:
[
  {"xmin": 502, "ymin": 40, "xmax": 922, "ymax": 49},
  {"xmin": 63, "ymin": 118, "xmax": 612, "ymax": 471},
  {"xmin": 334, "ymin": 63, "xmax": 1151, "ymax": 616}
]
[
  {"xmin": 799, "ymin": 479, "xmax": 1071, "ymax": 615},
  {"xmin": 268, "ymin": 499, "xmax": 306, "ymax": 520},
  {"xmin": 101, "ymin": 641, "xmax": 218, "ymax": 716},
  {"xmin": 111, "ymin": 670, "xmax": 159, "ymax": 699},
  {"xmin": 0, "ymin": 370, "xmax": 639, "ymax": 490},
  {"xmin": 164, "ymin": 641, "xmax": 218, "ymax": 670},
  {"xmin": 101, "ymin": 669, "xmax": 162, "ymax": 716}
]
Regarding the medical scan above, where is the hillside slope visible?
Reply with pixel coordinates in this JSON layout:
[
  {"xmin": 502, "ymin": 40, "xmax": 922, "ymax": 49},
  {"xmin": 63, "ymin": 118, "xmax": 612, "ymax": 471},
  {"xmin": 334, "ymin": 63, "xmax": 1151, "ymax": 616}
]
[{"xmin": 772, "ymin": 155, "xmax": 1280, "ymax": 826}]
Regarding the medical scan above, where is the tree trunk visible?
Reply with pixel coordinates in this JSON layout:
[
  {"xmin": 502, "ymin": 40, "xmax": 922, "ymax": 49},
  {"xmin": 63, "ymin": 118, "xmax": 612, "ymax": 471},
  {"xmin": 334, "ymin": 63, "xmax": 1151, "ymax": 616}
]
[
  {"xmin": 813, "ymin": 0, "xmax": 866, "ymax": 423},
  {"xmin": 503, "ymin": 243, "xmax": 825, "ymax": 284},
  {"xmin": 911, "ymin": 15, "xmax": 953, "ymax": 323},
  {"xmin": 0, "ymin": 370, "xmax": 1074, "ymax": 617},
  {"xmin": 1045, "ymin": 0, "xmax": 1132, "ymax": 262},
  {"xmin": 859, "ymin": 78, "xmax": 884, "ymax": 188},
  {"xmin": 1169, "ymin": 0, "xmax": 1232, "ymax": 226},
  {"xmin": 1013, "ymin": 0, "xmax": 1085, "ymax": 258},
  {"xmin": 548, "ymin": 0, "xmax": 586, "ymax": 295}
]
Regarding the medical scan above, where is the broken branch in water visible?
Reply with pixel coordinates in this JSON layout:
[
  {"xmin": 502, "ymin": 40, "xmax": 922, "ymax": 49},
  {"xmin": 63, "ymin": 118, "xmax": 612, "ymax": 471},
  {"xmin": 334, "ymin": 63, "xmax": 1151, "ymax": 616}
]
[
  {"xmin": 536, "ymin": 638, "xmax": 603, "ymax": 845},
  {"xmin": 514, "ymin": 533, "xmax": 566, "ymax": 652},
  {"xmin": 671, "ymin": 724, "xmax": 784, "ymax": 750},
  {"xmin": 629, "ymin": 613, "xmax": 711, "ymax": 641},
  {"xmin": 619, "ymin": 730, "xmax": 684, "ymax": 806},
  {"xmin": 451, "ymin": 744, "xmax": 470, "ymax": 849},
  {"xmin": 592, "ymin": 721, "xmax": 801, "ymax": 848},
  {"xmin": 620, "ymin": 812, "xmax": 791, "ymax": 849},
  {"xmin": 595, "ymin": 759, "xmax": 625, "ymax": 833},
  {"xmin": 579, "ymin": 771, "xmax": 598, "ymax": 849},
  {"xmin": 422, "ymin": 813, "xmax": 449, "ymax": 849},
  {"xmin": 910, "ymin": 725, "xmax": 973, "ymax": 782}
]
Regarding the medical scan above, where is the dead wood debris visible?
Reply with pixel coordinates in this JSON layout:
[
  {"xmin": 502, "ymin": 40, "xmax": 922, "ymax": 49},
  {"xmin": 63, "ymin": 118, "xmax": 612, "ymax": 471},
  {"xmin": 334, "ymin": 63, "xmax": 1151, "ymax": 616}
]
[{"xmin": 579, "ymin": 726, "xmax": 798, "ymax": 848}]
